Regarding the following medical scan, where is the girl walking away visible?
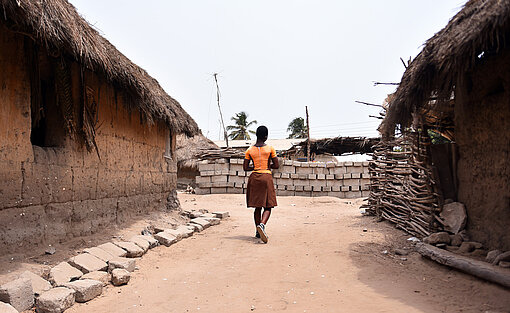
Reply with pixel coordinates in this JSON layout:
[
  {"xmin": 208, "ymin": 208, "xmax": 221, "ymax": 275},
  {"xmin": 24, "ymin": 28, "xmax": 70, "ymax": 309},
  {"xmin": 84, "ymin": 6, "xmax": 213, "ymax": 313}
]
[{"xmin": 243, "ymin": 126, "xmax": 279, "ymax": 243}]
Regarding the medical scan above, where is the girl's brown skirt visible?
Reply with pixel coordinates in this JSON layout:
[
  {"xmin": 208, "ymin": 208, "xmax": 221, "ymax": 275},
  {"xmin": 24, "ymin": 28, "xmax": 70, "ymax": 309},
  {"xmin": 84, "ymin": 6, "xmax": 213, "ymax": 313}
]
[{"xmin": 246, "ymin": 172, "xmax": 277, "ymax": 208}]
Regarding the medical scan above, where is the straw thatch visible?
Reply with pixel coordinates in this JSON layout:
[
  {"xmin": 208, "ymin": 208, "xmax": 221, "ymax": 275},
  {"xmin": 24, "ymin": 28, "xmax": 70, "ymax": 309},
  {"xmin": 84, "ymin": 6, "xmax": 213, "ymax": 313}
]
[
  {"xmin": 176, "ymin": 134, "xmax": 218, "ymax": 170},
  {"xmin": 283, "ymin": 136, "xmax": 379, "ymax": 157},
  {"xmin": 380, "ymin": 0, "xmax": 510, "ymax": 136},
  {"xmin": 0, "ymin": 0, "xmax": 199, "ymax": 136}
]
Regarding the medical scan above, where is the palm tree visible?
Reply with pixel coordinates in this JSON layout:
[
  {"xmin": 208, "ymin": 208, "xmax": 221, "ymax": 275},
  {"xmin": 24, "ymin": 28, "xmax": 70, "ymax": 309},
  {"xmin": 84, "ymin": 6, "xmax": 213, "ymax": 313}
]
[
  {"xmin": 287, "ymin": 117, "xmax": 307, "ymax": 139},
  {"xmin": 227, "ymin": 111, "xmax": 257, "ymax": 140}
]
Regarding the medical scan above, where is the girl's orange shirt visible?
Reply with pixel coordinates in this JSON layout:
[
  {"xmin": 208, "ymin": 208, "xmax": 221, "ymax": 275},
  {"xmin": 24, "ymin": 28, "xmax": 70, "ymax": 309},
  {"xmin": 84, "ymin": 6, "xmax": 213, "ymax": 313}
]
[{"xmin": 244, "ymin": 145, "xmax": 276, "ymax": 174}]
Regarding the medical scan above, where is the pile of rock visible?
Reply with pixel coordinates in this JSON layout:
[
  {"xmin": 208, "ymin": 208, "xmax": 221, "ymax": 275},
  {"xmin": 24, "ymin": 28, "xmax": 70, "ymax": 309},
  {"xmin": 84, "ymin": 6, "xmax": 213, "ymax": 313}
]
[{"xmin": 0, "ymin": 211, "xmax": 228, "ymax": 313}]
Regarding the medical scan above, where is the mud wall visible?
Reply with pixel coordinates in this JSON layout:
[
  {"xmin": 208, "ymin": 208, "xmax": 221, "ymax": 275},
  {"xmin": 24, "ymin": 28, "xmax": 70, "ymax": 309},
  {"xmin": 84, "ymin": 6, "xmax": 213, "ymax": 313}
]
[
  {"xmin": 196, "ymin": 159, "xmax": 370, "ymax": 199},
  {"xmin": 0, "ymin": 27, "xmax": 177, "ymax": 252},
  {"xmin": 455, "ymin": 49, "xmax": 510, "ymax": 251}
]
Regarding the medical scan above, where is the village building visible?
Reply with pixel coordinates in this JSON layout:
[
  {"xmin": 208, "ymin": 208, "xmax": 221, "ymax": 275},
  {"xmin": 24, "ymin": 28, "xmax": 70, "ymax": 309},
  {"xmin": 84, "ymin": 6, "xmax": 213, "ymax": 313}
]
[
  {"xmin": 0, "ymin": 0, "xmax": 199, "ymax": 253},
  {"xmin": 376, "ymin": 0, "xmax": 510, "ymax": 251}
]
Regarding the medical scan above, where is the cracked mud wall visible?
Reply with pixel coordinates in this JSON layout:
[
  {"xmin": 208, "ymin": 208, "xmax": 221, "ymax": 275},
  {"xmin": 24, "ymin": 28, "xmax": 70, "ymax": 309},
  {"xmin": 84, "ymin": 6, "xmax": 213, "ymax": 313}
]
[
  {"xmin": 0, "ymin": 26, "xmax": 178, "ymax": 253},
  {"xmin": 455, "ymin": 48, "xmax": 510, "ymax": 251}
]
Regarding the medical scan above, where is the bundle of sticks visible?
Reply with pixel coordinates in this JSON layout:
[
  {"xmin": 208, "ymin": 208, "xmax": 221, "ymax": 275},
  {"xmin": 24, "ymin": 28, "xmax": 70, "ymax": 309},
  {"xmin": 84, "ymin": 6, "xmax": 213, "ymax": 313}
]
[
  {"xmin": 363, "ymin": 132, "xmax": 442, "ymax": 237},
  {"xmin": 197, "ymin": 147, "xmax": 244, "ymax": 161}
]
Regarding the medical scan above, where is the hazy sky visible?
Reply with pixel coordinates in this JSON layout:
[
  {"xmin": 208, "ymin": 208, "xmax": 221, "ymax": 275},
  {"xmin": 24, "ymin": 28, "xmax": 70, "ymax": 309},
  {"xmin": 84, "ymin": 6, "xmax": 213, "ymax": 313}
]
[{"xmin": 69, "ymin": 0, "xmax": 464, "ymax": 140}]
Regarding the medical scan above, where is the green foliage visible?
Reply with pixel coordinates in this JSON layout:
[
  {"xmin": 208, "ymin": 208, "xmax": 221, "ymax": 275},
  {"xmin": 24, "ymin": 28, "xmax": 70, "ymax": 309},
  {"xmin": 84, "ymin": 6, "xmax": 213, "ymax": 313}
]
[
  {"xmin": 427, "ymin": 129, "xmax": 451, "ymax": 145},
  {"xmin": 227, "ymin": 111, "xmax": 257, "ymax": 140},
  {"xmin": 287, "ymin": 117, "xmax": 307, "ymax": 139}
]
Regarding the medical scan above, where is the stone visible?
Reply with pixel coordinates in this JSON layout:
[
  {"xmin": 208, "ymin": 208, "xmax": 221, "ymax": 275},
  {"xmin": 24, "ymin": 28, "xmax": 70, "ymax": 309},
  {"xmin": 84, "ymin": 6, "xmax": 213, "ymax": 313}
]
[
  {"xmin": 175, "ymin": 225, "xmax": 195, "ymax": 238},
  {"xmin": 445, "ymin": 245, "xmax": 459, "ymax": 252},
  {"xmin": 458, "ymin": 242, "xmax": 477, "ymax": 254},
  {"xmin": 81, "ymin": 272, "xmax": 110, "ymax": 286},
  {"xmin": 96, "ymin": 243, "xmax": 127, "ymax": 257},
  {"xmin": 20, "ymin": 271, "xmax": 52, "ymax": 296},
  {"xmin": 49, "ymin": 262, "xmax": 83, "ymax": 286},
  {"xmin": 212, "ymin": 211, "xmax": 229, "ymax": 219},
  {"xmin": 470, "ymin": 249, "xmax": 487, "ymax": 258},
  {"xmin": 486, "ymin": 250, "xmax": 503, "ymax": 264},
  {"xmin": 162, "ymin": 229, "xmax": 184, "ymax": 241},
  {"xmin": 111, "ymin": 269, "xmax": 130, "ymax": 286},
  {"xmin": 154, "ymin": 232, "xmax": 178, "ymax": 247},
  {"xmin": 113, "ymin": 241, "xmax": 144, "ymax": 258},
  {"xmin": 36, "ymin": 287, "xmax": 75, "ymax": 313},
  {"xmin": 132, "ymin": 235, "xmax": 158, "ymax": 249},
  {"xmin": 0, "ymin": 278, "xmax": 33, "ymax": 312},
  {"xmin": 499, "ymin": 261, "xmax": 510, "ymax": 268},
  {"xmin": 108, "ymin": 257, "xmax": 137, "ymax": 272},
  {"xmin": 199, "ymin": 213, "xmax": 215, "ymax": 219},
  {"xmin": 394, "ymin": 249, "xmax": 409, "ymax": 256},
  {"xmin": 129, "ymin": 237, "xmax": 150, "ymax": 252},
  {"xmin": 203, "ymin": 217, "xmax": 220, "ymax": 226},
  {"xmin": 0, "ymin": 302, "xmax": 18, "ymax": 313},
  {"xmin": 68, "ymin": 253, "xmax": 108, "ymax": 273},
  {"xmin": 63, "ymin": 280, "xmax": 102, "ymax": 303},
  {"xmin": 189, "ymin": 218, "xmax": 211, "ymax": 229},
  {"xmin": 187, "ymin": 223, "xmax": 203, "ymax": 233},
  {"xmin": 492, "ymin": 251, "xmax": 510, "ymax": 265},
  {"xmin": 440, "ymin": 202, "xmax": 467, "ymax": 234},
  {"xmin": 450, "ymin": 234, "xmax": 463, "ymax": 247},
  {"xmin": 423, "ymin": 232, "xmax": 451, "ymax": 245},
  {"xmin": 189, "ymin": 211, "xmax": 203, "ymax": 219},
  {"xmin": 83, "ymin": 247, "xmax": 116, "ymax": 262}
]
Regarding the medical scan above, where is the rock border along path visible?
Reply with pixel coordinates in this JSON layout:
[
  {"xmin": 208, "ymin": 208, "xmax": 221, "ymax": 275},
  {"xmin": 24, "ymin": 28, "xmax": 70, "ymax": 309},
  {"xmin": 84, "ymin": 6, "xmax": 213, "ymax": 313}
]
[{"xmin": 0, "ymin": 211, "xmax": 229, "ymax": 313}]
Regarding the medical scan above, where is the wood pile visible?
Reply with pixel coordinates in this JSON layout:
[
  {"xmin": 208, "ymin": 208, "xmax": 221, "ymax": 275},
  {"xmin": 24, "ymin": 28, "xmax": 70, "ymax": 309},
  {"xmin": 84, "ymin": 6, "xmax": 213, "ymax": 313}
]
[
  {"xmin": 197, "ymin": 148, "xmax": 245, "ymax": 161},
  {"xmin": 364, "ymin": 132, "xmax": 442, "ymax": 237}
]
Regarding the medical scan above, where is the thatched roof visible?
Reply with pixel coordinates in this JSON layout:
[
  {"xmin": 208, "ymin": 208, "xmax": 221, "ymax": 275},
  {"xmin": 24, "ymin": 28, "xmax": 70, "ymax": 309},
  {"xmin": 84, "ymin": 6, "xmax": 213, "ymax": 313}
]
[
  {"xmin": 1, "ymin": 0, "xmax": 199, "ymax": 136},
  {"xmin": 176, "ymin": 134, "xmax": 218, "ymax": 170},
  {"xmin": 380, "ymin": 0, "xmax": 510, "ymax": 136},
  {"xmin": 284, "ymin": 136, "xmax": 379, "ymax": 156}
]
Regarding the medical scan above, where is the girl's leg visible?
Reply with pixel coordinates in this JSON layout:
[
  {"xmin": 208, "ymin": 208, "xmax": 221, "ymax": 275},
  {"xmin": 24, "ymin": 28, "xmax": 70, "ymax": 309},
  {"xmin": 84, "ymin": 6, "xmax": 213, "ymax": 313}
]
[
  {"xmin": 261, "ymin": 208, "xmax": 272, "ymax": 225},
  {"xmin": 254, "ymin": 207, "xmax": 262, "ymax": 226}
]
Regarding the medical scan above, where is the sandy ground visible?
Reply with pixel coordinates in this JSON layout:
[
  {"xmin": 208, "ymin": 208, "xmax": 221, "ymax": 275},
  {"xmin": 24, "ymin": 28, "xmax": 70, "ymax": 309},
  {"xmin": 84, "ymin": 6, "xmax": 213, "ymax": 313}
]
[{"xmin": 58, "ymin": 194, "xmax": 510, "ymax": 313}]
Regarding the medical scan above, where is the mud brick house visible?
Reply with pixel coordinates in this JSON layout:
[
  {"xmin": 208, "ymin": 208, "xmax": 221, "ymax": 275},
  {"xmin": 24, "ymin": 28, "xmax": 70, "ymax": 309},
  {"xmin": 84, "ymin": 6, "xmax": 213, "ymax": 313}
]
[
  {"xmin": 0, "ymin": 0, "xmax": 199, "ymax": 252},
  {"xmin": 378, "ymin": 0, "xmax": 510, "ymax": 250}
]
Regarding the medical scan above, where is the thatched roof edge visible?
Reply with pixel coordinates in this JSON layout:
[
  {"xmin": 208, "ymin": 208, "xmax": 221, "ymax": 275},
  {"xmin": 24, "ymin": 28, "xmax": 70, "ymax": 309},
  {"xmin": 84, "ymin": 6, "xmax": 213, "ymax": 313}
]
[
  {"xmin": 0, "ymin": 0, "xmax": 199, "ymax": 136},
  {"xmin": 380, "ymin": 0, "xmax": 510, "ymax": 136}
]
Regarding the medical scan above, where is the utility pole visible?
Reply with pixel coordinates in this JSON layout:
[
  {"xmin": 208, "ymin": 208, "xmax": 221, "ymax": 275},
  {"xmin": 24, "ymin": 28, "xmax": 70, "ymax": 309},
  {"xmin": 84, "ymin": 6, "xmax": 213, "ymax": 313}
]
[
  {"xmin": 213, "ymin": 73, "xmax": 229, "ymax": 147},
  {"xmin": 306, "ymin": 106, "xmax": 311, "ymax": 162}
]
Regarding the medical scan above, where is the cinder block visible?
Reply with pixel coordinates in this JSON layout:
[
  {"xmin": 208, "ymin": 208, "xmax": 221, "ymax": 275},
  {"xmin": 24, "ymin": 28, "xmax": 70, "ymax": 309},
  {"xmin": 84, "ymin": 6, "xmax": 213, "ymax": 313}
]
[
  {"xmin": 286, "ymin": 185, "xmax": 296, "ymax": 191},
  {"xmin": 328, "ymin": 191, "xmax": 345, "ymax": 198},
  {"xmin": 212, "ymin": 181, "xmax": 234, "ymax": 188},
  {"xmin": 294, "ymin": 180, "xmax": 309, "ymax": 186},
  {"xmin": 362, "ymin": 161, "xmax": 370, "ymax": 166},
  {"xmin": 345, "ymin": 191, "xmax": 362, "ymax": 198},
  {"xmin": 349, "ymin": 167, "xmax": 364, "ymax": 174},
  {"xmin": 280, "ymin": 173, "xmax": 290, "ymax": 179},
  {"xmin": 329, "ymin": 167, "xmax": 346, "ymax": 175},
  {"xmin": 199, "ymin": 163, "xmax": 215, "ymax": 172},
  {"xmin": 298, "ymin": 174, "xmax": 308, "ymax": 180},
  {"xmin": 316, "ymin": 174, "xmax": 326, "ymax": 180},
  {"xmin": 343, "ymin": 173, "xmax": 352, "ymax": 179},
  {"xmin": 195, "ymin": 188, "xmax": 210, "ymax": 195},
  {"xmin": 282, "ymin": 165, "xmax": 295, "ymax": 173},
  {"xmin": 363, "ymin": 167, "xmax": 370, "ymax": 174},
  {"xmin": 361, "ymin": 173, "xmax": 371, "ymax": 179},
  {"xmin": 277, "ymin": 185, "xmax": 286, "ymax": 190},
  {"xmin": 296, "ymin": 167, "xmax": 313, "ymax": 174},
  {"xmin": 309, "ymin": 163, "xmax": 318, "ymax": 168},
  {"xmin": 311, "ymin": 185, "xmax": 322, "ymax": 192},
  {"xmin": 0, "ymin": 278, "xmax": 34, "ymax": 312},
  {"xmin": 293, "ymin": 161, "xmax": 302, "ymax": 167},
  {"xmin": 331, "ymin": 185, "xmax": 341, "ymax": 192},
  {"xmin": 237, "ymin": 171, "xmax": 247, "ymax": 177},
  {"xmin": 344, "ymin": 161, "xmax": 354, "ymax": 166},
  {"xmin": 326, "ymin": 162, "xmax": 336, "ymax": 168},
  {"xmin": 294, "ymin": 185, "xmax": 304, "ymax": 191},
  {"xmin": 216, "ymin": 159, "xmax": 227, "ymax": 164},
  {"xmin": 230, "ymin": 164, "xmax": 243, "ymax": 171},
  {"xmin": 351, "ymin": 173, "xmax": 361, "ymax": 179},
  {"xmin": 200, "ymin": 170, "xmax": 214, "ymax": 176},
  {"xmin": 214, "ymin": 163, "xmax": 229, "ymax": 171},
  {"xmin": 196, "ymin": 176, "xmax": 211, "ymax": 184},
  {"xmin": 234, "ymin": 182, "xmax": 244, "ymax": 188},
  {"xmin": 277, "ymin": 190, "xmax": 295, "ymax": 196},
  {"xmin": 361, "ymin": 184, "xmax": 370, "ymax": 191},
  {"xmin": 361, "ymin": 178, "xmax": 370, "ymax": 185},
  {"xmin": 211, "ymin": 187, "xmax": 227, "ymax": 194},
  {"xmin": 322, "ymin": 186, "xmax": 332, "ymax": 192},
  {"xmin": 350, "ymin": 185, "xmax": 361, "ymax": 191},
  {"xmin": 294, "ymin": 191, "xmax": 312, "ymax": 197},
  {"xmin": 353, "ymin": 162, "xmax": 363, "ymax": 167},
  {"xmin": 313, "ymin": 167, "xmax": 326, "ymax": 174},
  {"xmin": 290, "ymin": 173, "xmax": 299, "ymax": 179},
  {"xmin": 303, "ymin": 186, "xmax": 312, "ymax": 191},
  {"xmin": 343, "ymin": 179, "xmax": 360, "ymax": 186},
  {"xmin": 227, "ymin": 170, "xmax": 237, "ymax": 176},
  {"xmin": 272, "ymin": 172, "xmax": 281, "ymax": 178},
  {"xmin": 283, "ymin": 159, "xmax": 293, "ymax": 165},
  {"xmin": 276, "ymin": 178, "xmax": 292, "ymax": 185},
  {"xmin": 308, "ymin": 174, "xmax": 317, "ymax": 180},
  {"xmin": 198, "ymin": 182, "xmax": 212, "ymax": 188},
  {"xmin": 334, "ymin": 174, "xmax": 344, "ymax": 180},
  {"xmin": 212, "ymin": 176, "xmax": 228, "ymax": 183},
  {"xmin": 362, "ymin": 190, "xmax": 370, "ymax": 197},
  {"xmin": 341, "ymin": 186, "xmax": 350, "ymax": 192},
  {"xmin": 227, "ymin": 187, "xmax": 243, "ymax": 194},
  {"xmin": 326, "ymin": 174, "xmax": 335, "ymax": 180},
  {"xmin": 229, "ymin": 176, "xmax": 246, "ymax": 184}
]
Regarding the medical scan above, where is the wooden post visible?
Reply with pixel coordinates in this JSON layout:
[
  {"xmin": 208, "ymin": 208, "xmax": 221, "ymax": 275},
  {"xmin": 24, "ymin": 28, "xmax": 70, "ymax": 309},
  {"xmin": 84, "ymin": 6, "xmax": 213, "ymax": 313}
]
[
  {"xmin": 213, "ymin": 73, "xmax": 229, "ymax": 147},
  {"xmin": 306, "ymin": 106, "xmax": 310, "ymax": 162}
]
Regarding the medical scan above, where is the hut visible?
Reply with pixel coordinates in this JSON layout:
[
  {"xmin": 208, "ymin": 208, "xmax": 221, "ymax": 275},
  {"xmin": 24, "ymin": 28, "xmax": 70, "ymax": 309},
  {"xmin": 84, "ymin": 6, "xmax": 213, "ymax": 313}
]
[
  {"xmin": 0, "ymin": 0, "xmax": 199, "ymax": 252},
  {"xmin": 176, "ymin": 134, "xmax": 218, "ymax": 188},
  {"xmin": 377, "ymin": 0, "xmax": 510, "ymax": 251}
]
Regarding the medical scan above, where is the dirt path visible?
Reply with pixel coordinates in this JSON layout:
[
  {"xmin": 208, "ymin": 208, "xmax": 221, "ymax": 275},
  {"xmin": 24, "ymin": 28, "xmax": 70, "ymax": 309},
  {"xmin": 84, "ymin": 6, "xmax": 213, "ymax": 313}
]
[{"xmin": 67, "ymin": 194, "xmax": 510, "ymax": 313}]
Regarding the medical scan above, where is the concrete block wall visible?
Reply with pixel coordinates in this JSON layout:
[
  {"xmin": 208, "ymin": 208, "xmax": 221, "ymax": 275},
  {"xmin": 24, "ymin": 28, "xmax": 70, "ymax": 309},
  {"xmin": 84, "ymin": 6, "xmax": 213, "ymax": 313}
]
[{"xmin": 196, "ymin": 158, "xmax": 371, "ymax": 199}]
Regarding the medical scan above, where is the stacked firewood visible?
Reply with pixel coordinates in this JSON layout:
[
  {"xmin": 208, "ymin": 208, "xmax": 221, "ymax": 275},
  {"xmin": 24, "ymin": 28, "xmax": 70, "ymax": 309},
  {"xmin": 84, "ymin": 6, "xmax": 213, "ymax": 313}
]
[
  {"xmin": 197, "ymin": 148, "xmax": 245, "ymax": 161},
  {"xmin": 364, "ymin": 132, "xmax": 442, "ymax": 237}
]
